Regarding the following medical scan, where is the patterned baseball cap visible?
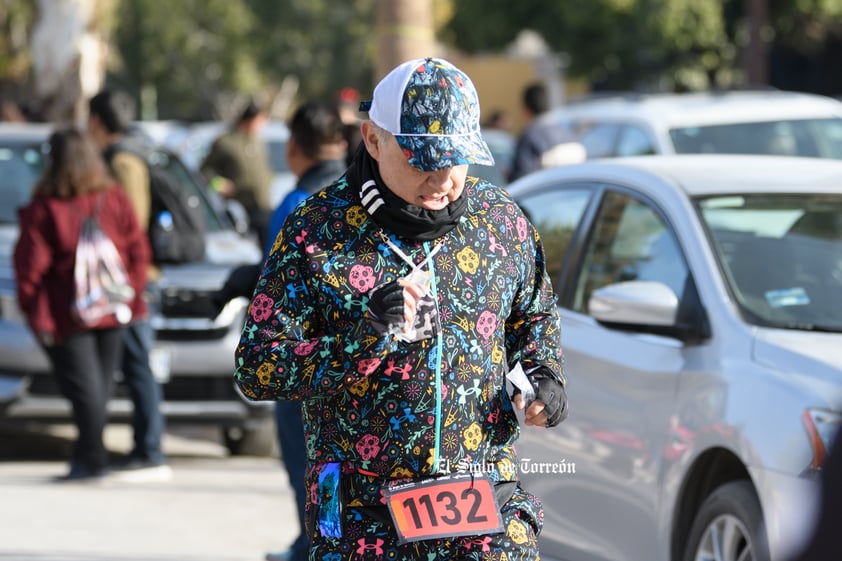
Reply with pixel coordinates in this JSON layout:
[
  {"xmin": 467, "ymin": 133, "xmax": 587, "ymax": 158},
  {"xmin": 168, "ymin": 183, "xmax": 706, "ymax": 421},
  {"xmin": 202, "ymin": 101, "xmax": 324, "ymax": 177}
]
[{"xmin": 360, "ymin": 57, "xmax": 495, "ymax": 172}]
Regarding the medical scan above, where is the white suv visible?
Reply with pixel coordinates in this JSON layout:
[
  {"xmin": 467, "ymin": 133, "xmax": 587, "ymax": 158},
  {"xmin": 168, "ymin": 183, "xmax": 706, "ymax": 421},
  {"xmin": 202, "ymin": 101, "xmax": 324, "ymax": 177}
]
[{"xmin": 550, "ymin": 90, "xmax": 842, "ymax": 160}]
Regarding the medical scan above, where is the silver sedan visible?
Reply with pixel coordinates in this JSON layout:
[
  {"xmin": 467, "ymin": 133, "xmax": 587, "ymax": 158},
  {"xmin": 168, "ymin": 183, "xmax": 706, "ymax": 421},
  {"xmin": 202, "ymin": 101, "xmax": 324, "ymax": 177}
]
[{"xmin": 506, "ymin": 155, "xmax": 842, "ymax": 561}]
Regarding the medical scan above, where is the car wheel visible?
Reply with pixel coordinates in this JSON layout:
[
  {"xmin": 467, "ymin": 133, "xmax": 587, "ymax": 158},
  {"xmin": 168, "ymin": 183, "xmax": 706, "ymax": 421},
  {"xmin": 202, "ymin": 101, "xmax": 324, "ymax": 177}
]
[
  {"xmin": 683, "ymin": 480, "xmax": 770, "ymax": 561},
  {"xmin": 222, "ymin": 419, "xmax": 278, "ymax": 457}
]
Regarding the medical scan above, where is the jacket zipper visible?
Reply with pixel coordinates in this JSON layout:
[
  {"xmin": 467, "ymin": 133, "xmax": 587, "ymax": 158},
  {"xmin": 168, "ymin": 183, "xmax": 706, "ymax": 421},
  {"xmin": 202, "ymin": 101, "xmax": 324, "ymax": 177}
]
[{"xmin": 424, "ymin": 240, "xmax": 444, "ymax": 473}]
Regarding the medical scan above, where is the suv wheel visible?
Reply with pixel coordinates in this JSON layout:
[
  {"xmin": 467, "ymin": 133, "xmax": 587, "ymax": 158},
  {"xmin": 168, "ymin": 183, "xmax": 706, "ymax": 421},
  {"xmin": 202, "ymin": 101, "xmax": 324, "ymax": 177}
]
[
  {"xmin": 683, "ymin": 480, "xmax": 769, "ymax": 561},
  {"xmin": 222, "ymin": 420, "xmax": 277, "ymax": 457}
]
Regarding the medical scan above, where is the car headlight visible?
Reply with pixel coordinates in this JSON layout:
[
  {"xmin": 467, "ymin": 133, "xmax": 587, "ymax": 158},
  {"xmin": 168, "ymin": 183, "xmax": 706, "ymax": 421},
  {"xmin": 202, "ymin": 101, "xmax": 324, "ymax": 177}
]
[{"xmin": 803, "ymin": 408, "xmax": 842, "ymax": 474}]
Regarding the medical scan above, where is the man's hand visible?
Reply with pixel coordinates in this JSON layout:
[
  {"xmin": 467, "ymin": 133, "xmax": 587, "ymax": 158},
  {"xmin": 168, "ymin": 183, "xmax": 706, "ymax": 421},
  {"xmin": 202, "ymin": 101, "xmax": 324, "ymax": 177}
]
[
  {"xmin": 513, "ymin": 367, "xmax": 568, "ymax": 427},
  {"xmin": 367, "ymin": 279, "xmax": 426, "ymax": 335},
  {"xmin": 209, "ymin": 176, "xmax": 235, "ymax": 197}
]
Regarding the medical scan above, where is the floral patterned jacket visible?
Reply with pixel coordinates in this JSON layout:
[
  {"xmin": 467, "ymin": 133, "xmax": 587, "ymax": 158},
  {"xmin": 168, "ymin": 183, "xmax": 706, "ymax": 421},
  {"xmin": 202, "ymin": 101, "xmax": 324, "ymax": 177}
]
[{"xmin": 234, "ymin": 173, "xmax": 563, "ymax": 486}]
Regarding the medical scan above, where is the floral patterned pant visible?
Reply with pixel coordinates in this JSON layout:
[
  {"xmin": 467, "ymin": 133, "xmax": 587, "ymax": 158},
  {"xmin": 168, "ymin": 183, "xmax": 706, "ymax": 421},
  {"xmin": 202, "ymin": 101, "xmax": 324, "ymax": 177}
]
[{"xmin": 306, "ymin": 483, "xmax": 544, "ymax": 561}]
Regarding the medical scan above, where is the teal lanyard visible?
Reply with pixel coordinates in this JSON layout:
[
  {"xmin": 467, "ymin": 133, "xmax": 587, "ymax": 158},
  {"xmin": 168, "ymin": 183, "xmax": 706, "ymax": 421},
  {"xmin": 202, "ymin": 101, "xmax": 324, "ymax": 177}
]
[{"xmin": 424, "ymin": 240, "xmax": 444, "ymax": 473}]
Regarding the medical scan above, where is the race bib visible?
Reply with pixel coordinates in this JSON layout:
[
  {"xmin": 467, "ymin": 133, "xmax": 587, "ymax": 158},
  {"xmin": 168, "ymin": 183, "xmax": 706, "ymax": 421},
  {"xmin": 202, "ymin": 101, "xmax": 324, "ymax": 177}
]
[{"xmin": 383, "ymin": 473, "xmax": 504, "ymax": 543}]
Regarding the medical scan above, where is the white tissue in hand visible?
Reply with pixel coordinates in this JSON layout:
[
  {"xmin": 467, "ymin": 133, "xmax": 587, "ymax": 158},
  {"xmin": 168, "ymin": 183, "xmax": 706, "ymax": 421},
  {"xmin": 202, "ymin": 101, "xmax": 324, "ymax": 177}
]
[{"xmin": 506, "ymin": 362, "xmax": 536, "ymax": 404}]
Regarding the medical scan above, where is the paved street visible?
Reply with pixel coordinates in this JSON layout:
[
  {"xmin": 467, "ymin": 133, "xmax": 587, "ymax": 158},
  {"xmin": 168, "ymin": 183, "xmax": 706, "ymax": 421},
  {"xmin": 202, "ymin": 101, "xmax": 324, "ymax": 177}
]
[{"xmin": 0, "ymin": 423, "xmax": 296, "ymax": 561}]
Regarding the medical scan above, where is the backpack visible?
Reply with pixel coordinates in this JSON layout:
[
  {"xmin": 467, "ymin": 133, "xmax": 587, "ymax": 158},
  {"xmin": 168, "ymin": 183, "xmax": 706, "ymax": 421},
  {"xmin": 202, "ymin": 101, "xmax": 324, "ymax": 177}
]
[
  {"xmin": 145, "ymin": 162, "xmax": 207, "ymax": 264},
  {"xmin": 105, "ymin": 141, "xmax": 206, "ymax": 265},
  {"xmin": 72, "ymin": 196, "xmax": 135, "ymax": 327}
]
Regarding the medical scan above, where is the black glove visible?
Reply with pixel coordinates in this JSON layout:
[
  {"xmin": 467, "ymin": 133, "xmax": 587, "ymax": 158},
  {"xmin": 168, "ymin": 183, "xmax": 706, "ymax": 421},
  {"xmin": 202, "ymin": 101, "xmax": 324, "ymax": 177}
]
[
  {"xmin": 367, "ymin": 281, "xmax": 405, "ymax": 333},
  {"xmin": 516, "ymin": 366, "xmax": 568, "ymax": 427}
]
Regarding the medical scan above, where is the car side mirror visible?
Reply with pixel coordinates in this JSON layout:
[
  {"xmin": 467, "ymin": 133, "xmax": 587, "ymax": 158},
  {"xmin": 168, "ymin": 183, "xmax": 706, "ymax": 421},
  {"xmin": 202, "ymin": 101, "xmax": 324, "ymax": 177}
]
[{"xmin": 589, "ymin": 280, "xmax": 678, "ymax": 326}]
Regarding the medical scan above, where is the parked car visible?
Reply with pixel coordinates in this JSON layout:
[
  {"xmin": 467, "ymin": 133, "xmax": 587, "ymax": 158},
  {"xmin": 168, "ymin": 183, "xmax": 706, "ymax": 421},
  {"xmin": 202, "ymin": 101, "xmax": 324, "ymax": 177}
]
[
  {"xmin": 469, "ymin": 128, "xmax": 517, "ymax": 186},
  {"xmin": 506, "ymin": 155, "xmax": 842, "ymax": 561},
  {"xmin": 0, "ymin": 122, "xmax": 276, "ymax": 456},
  {"xmin": 549, "ymin": 90, "xmax": 842, "ymax": 160}
]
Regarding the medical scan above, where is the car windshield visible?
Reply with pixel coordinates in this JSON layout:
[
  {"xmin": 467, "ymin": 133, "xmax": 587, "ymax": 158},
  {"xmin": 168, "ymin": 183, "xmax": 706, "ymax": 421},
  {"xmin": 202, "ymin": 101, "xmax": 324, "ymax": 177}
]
[
  {"xmin": 0, "ymin": 144, "xmax": 47, "ymax": 224},
  {"xmin": 698, "ymin": 193, "xmax": 842, "ymax": 331},
  {"xmin": 671, "ymin": 119, "xmax": 842, "ymax": 158}
]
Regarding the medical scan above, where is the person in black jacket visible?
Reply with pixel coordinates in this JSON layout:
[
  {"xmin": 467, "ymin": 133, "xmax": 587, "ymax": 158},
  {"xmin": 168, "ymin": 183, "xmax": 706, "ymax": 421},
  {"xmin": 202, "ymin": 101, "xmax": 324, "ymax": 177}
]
[{"xmin": 235, "ymin": 57, "xmax": 567, "ymax": 561}]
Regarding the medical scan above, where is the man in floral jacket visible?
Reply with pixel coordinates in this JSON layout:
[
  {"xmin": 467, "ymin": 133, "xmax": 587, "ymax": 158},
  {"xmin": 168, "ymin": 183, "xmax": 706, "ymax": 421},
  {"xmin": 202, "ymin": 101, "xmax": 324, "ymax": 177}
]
[{"xmin": 235, "ymin": 57, "xmax": 567, "ymax": 561}]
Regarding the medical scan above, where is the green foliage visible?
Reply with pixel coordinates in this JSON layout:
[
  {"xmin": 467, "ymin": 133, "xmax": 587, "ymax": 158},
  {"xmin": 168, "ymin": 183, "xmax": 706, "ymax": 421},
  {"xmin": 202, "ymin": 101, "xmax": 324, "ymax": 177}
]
[
  {"xmin": 250, "ymin": 0, "xmax": 376, "ymax": 99},
  {"xmin": 770, "ymin": 0, "xmax": 842, "ymax": 53},
  {"xmin": 111, "ymin": 0, "xmax": 377, "ymax": 121},
  {"xmin": 12, "ymin": 0, "xmax": 841, "ymax": 119},
  {"xmin": 0, "ymin": 0, "xmax": 36, "ymax": 83},
  {"xmin": 445, "ymin": 0, "xmax": 737, "ymax": 90},
  {"xmin": 446, "ymin": 0, "xmax": 842, "ymax": 91},
  {"xmin": 113, "ymin": 0, "xmax": 259, "ymax": 119}
]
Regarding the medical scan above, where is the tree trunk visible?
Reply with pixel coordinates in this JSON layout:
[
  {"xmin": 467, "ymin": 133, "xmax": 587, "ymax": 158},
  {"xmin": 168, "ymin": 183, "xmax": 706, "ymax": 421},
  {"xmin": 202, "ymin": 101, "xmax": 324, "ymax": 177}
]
[
  {"xmin": 375, "ymin": 0, "xmax": 437, "ymax": 81},
  {"xmin": 743, "ymin": 0, "xmax": 769, "ymax": 86},
  {"xmin": 31, "ymin": 0, "xmax": 108, "ymax": 124}
]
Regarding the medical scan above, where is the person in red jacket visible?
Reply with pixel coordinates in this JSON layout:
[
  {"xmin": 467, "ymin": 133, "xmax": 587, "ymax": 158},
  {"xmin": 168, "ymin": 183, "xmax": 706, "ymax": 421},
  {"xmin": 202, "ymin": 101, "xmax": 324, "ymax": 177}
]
[{"xmin": 14, "ymin": 127, "xmax": 151, "ymax": 482}]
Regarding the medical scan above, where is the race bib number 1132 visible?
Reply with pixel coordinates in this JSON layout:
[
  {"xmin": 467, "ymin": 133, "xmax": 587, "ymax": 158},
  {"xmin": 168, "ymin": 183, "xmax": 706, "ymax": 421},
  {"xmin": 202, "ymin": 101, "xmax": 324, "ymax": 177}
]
[{"xmin": 383, "ymin": 473, "xmax": 504, "ymax": 544}]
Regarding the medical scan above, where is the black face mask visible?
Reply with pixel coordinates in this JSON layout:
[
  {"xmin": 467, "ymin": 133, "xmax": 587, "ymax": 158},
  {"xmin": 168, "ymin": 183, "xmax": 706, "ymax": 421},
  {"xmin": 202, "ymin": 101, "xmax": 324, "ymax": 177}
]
[{"xmin": 347, "ymin": 144, "xmax": 468, "ymax": 241}]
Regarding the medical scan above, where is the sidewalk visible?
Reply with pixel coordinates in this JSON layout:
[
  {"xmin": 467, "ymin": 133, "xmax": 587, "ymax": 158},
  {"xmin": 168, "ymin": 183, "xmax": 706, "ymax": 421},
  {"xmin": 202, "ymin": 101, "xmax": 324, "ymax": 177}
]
[{"xmin": 0, "ymin": 425, "xmax": 297, "ymax": 561}]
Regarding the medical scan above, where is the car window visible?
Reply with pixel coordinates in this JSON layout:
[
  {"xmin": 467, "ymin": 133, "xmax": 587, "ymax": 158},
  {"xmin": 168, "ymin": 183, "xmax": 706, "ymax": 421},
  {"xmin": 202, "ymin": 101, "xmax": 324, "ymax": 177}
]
[
  {"xmin": 812, "ymin": 118, "xmax": 842, "ymax": 158},
  {"xmin": 616, "ymin": 125, "xmax": 656, "ymax": 156},
  {"xmin": 578, "ymin": 122, "xmax": 621, "ymax": 158},
  {"xmin": 573, "ymin": 190, "xmax": 688, "ymax": 313},
  {"xmin": 516, "ymin": 187, "xmax": 593, "ymax": 287},
  {"xmin": 469, "ymin": 163, "xmax": 507, "ymax": 187},
  {"xmin": 699, "ymin": 194, "xmax": 842, "ymax": 329},
  {"xmin": 267, "ymin": 140, "xmax": 289, "ymax": 174},
  {"xmin": 670, "ymin": 118, "xmax": 842, "ymax": 159},
  {"xmin": 0, "ymin": 145, "xmax": 47, "ymax": 224},
  {"xmin": 469, "ymin": 131, "xmax": 515, "ymax": 187}
]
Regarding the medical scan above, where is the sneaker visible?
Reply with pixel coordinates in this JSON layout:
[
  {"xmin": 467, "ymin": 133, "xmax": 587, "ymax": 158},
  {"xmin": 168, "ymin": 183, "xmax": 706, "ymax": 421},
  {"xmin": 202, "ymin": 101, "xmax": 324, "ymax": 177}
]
[
  {"xmin": 52, "ymin": 464, "xmax": 111, "ymax": 483},
  {"xmin": 110, "ymin": 457, "xmax": 173, "ymax": 483}
]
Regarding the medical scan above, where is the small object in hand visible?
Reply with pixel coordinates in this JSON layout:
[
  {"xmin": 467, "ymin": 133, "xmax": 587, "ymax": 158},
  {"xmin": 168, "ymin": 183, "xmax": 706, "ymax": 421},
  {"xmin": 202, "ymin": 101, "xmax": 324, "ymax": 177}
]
[{"xmin": 368, "ymin": 281, "xmax": 405, "ymax": 332}]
